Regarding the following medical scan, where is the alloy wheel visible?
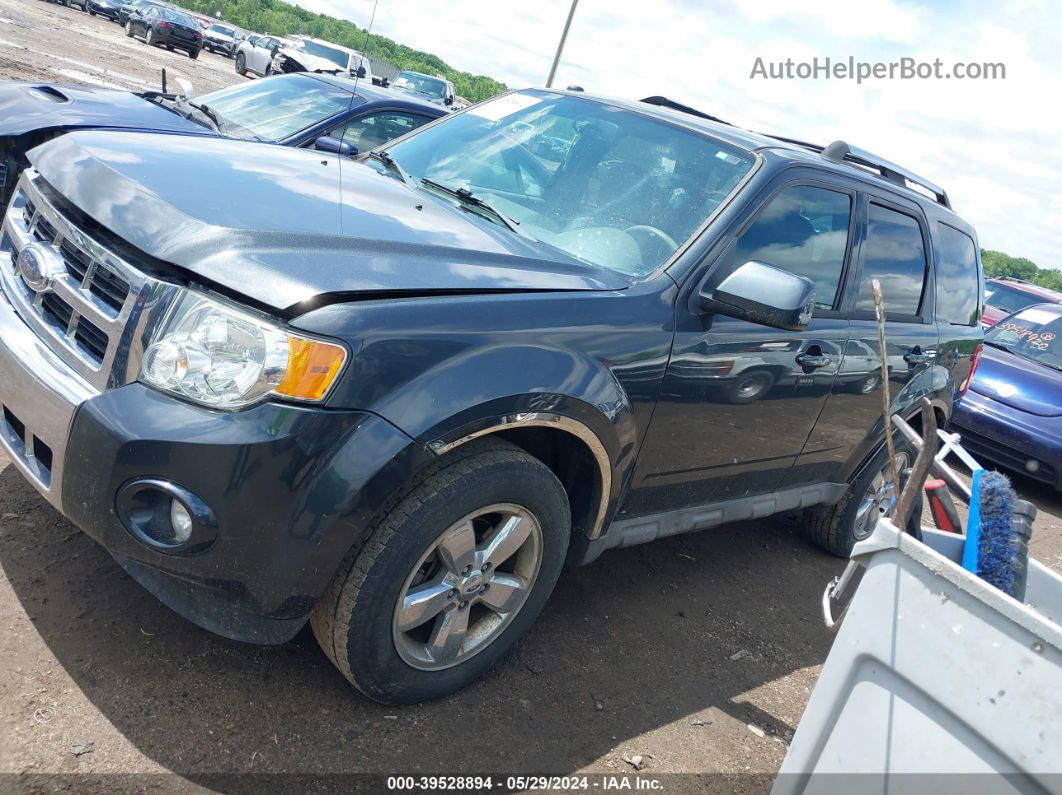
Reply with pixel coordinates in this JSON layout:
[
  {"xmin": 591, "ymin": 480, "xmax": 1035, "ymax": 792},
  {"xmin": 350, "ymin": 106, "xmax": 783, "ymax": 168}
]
[
  {"xmin": 853, "ymin": 451, "xmax": 911, "ymax": 539},
  {"xmin": 392, "ymin": 504, "xmax": 543, "ymax": 671}
]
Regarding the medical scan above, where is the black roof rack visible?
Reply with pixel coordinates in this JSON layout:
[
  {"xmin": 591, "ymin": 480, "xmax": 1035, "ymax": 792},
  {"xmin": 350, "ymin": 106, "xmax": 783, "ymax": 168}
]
[{"xmin": 638, "ymin": 96, "xmax": 951, "ymax": 209}]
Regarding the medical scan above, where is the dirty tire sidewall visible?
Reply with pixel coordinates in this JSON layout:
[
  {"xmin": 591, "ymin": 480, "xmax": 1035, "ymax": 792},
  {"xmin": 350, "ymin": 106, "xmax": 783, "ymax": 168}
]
[
  {"xmin": 235, "ymin": 53, "xmax": 245, "ymax": 74},
  {"xmin": 317, "ymin": 442, "xmax": 570, "ymax": 704}
]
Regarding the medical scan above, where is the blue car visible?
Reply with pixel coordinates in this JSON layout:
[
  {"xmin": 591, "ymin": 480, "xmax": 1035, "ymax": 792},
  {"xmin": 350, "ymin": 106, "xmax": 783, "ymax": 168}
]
[
  {"xmin": 952, "ymin": 303, "xmax": 1062, "ymax": 489},
  {"xmin": 0, "ymin": 73, "xmax": 445, "ymax": 207}
]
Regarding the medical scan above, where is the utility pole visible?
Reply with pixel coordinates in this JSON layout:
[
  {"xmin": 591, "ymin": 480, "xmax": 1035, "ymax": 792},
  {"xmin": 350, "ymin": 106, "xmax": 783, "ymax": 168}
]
[{"xmin": 546, "ymin": 0, "xmax": 579, "ymax": 88}]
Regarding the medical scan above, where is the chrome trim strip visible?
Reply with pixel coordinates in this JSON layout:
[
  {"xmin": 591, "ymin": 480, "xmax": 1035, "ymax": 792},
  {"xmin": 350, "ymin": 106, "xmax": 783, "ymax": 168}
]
[{"xmin": 429, "ymin": 412, "xmax": 613, "ymax": 539}]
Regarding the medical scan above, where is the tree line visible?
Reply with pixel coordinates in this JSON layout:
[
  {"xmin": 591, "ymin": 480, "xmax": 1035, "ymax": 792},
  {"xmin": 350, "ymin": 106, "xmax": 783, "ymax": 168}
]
[
  {"xmin": 169, "ymin": 0, "xmax": 508, "ymax": 103},
  {"xmin": 982, "ymin": 249, "xmax": 1062, "ymax": 293}
]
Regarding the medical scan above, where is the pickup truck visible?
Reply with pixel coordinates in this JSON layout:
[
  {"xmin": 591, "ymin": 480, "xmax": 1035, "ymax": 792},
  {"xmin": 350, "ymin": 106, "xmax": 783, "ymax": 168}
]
[{"xmin": 0, "ymin": 89, "xmax": 983, "ymax": 703}]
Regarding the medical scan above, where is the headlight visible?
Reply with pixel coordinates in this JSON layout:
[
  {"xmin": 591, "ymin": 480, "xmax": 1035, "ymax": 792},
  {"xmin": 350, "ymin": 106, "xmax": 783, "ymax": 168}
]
[{"xmin": 139, "ymin": 292, "xmax": 346, "ymax": 409}]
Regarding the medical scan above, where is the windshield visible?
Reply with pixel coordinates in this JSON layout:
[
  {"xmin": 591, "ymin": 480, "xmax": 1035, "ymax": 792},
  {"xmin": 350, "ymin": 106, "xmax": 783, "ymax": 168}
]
[
  {"xmin": 384, "ymin": 91, "xmax": 756, "ymax": 275},
  {"xmin": 294, "ymin": 40, "xmax": 351, "ymax": 69},
  {"xmin": 209, "ymin": 25, "xmax": 234, "ymax": 36},
  {"xmin": 197, "ymin": 74, "xmax": 362, "ymax": 141},
  {"xmin": 393, "ymin": 73, "xmax": 447, "ymax": 99},
  {"xmin": 987, "ymin": 306, "xmax": 1062, "ymax": 370},
  {"xmin": 984, "ymin": 282, "xmax": 1055, "ymax": 315}
]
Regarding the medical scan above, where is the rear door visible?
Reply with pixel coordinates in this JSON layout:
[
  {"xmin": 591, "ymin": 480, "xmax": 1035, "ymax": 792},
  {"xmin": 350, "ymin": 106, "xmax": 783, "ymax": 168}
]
[
  {"xmin": 791, "ymin": 192, "xmax": 940, "ymax": 485},
  {"xmin": 624, "ymin": 178, "xmax": 856, "ymax": 517}
]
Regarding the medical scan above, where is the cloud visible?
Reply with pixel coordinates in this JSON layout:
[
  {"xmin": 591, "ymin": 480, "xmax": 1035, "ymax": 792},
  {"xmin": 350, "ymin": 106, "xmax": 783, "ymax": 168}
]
[{"xmin": 296, "ymin": 0, "xmax": 1060, "ymax": 269}]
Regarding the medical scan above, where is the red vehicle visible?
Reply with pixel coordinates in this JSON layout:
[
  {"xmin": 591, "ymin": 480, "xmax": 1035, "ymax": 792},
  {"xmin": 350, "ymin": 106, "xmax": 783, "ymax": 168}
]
[{"xmin": 982, "ymin": 277, "xmax": 1062, "ymax": 327}]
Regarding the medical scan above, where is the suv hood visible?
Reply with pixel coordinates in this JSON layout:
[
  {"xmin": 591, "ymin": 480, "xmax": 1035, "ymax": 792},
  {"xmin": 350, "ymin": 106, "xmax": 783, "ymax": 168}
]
[
  {"xmin": 28, "ymin": 131, "xmax": 627, "ymax": 312},
  {"xmin": 279, "ymin": 48, "xmax": 350, "ymax": 74},
  {"xmin": 0, "ymin": 82, "xmax": 205, "ymax": 138}
]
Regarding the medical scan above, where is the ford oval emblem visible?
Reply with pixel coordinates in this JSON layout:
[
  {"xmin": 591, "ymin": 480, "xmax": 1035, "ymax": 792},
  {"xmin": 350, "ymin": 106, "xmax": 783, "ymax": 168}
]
[{"xmin": 16, "ymin": 242, "xmax": 62, "ymax": 293}]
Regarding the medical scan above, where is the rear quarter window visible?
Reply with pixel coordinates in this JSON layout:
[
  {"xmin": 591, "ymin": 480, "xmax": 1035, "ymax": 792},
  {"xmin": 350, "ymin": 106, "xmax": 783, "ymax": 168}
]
[{"xmin": 936, "ymin": 223, "xmax": 981, "ymax": 326}]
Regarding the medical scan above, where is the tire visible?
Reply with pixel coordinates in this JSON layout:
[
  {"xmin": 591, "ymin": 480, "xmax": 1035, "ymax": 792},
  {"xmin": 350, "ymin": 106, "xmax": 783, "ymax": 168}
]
[
  {"xmin": 311, "ymin": 439, "xmax": 571, "ymax": 703},
  {"xmin": 855, "ymin": 373, "xmax": 880, "ymax": 394},
  {"xmin": 145, "ymin": 28, "xmax": 155, "ymax": 46},
  {"xmin": 235, "ymin": 52, "xmax": 246, "ymax": 75},
  {"xmin": 188, "ymin": 48, "xmax": 199, "ymax": 60},
  {"xmin": 88, "ymin": 9, "xmax": 96, "ymax": 16},
  {"xmin": 125, "ymin": 21, "xmax": 133, "ymax": 37},
  {"xmin": 726, "ymin": 370, "xmax": 775, "ymax": 404},
  {"xmin": 803, "ymin": 439, "xmax": 913, "ymax": 557}
]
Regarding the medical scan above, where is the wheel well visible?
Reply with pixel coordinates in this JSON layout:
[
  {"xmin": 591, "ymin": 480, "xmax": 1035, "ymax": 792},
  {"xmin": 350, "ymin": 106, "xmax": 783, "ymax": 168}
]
[{"xmin": 487, "ymin": 427, "xmax": 603, "ymax": 538}]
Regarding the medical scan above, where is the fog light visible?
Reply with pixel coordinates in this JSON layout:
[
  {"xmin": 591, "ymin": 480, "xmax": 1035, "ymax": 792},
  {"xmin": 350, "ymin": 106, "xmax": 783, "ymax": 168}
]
[
  {"xmin": 1026, "ymin": 459, "xmax": 1041, "ymax": 474},
  {"xmin": 170, "ymin": 499, "xmax": 193, "ymax": 544}
]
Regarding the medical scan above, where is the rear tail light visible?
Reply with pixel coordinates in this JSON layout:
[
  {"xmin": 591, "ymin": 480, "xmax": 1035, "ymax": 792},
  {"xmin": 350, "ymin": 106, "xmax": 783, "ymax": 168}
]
[
  {"xmin": 158, "ymin": 21, "xmax": 172, "ymax": 28},
  {"xmin": 960, "ymin": 342, "xmax": 983, "ymax": 396}
]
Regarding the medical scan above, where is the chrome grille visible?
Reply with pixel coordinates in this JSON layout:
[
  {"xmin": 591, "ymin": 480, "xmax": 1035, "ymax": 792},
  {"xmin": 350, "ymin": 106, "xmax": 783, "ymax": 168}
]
[{"xmin": 0, "ymin": 170, "xmax": 173, "ymax": 391}]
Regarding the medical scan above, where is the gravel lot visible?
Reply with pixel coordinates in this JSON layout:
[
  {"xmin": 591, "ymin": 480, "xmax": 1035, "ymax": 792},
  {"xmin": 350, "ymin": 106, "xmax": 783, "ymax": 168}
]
[{"xmin": 1, "ymin": 1, "xmax": 1061, "ymax": 791}]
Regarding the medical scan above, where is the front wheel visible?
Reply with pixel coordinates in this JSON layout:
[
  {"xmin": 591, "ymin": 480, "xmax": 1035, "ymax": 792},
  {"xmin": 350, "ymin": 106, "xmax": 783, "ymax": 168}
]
[
  {"xmin": 125, "ymin": 20, "xmax": 133, "ymax": 37},
  {"xmin": 144, "ymin": 28, "xmax": 154, "ymax": 46},
  {"xmin": 311, "ymin": 439, "xmax": 571, "ymax": 703},
  {"xmin": 188, "ymin": 48, "xmax": 199, "ymax": 60},
  {"xmin": 235, "ymin": 52, "xmax": 246, "ymax": 75}
]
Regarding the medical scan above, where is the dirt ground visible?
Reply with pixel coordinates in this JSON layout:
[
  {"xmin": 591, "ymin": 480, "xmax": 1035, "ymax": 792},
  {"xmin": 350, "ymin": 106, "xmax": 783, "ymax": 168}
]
[{"xmin": 1, "ymin": 1, "xmax": 1061, "ymax": 791}]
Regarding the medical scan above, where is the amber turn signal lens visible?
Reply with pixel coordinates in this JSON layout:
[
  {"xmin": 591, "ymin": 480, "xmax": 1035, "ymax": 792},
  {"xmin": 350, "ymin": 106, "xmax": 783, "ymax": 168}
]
[{"xmin": 275, "ymin": 337, "xmax": 347, "ymax": 401}]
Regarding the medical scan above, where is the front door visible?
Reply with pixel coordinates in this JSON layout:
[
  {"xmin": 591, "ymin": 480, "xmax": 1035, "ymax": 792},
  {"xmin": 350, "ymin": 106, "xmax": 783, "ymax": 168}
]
[{"xmin": 624, "ymin": 181, "xmax": 857, "ymax": 518}]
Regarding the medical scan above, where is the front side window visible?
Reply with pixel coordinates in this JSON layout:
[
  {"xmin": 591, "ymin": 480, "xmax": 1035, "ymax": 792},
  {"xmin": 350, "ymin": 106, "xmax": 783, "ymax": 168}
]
[
  {"xmin": 987, "ymin": 307, "xmax": 1062, "ymax": 371},
  {"xmin": 731, "ymin": 185, "xmax": 852, "ymax": 310},
  {"xmin": 198, "ymin": 75, "xmax": 363, "ymax": 142},
  {"xmin": 384, "ymin": 91, "xmax": 756, "ymax": 276},
  {"xmin": 936, "ymin": 223, "xmax": 981, "ymax": 325},
  {"xmin": 855, "ymin": 204, "xmax": 928, "ymax": 316},
  {"xmin": 333, "ymin": 111, "xmax": 430, "ymax": 151}
]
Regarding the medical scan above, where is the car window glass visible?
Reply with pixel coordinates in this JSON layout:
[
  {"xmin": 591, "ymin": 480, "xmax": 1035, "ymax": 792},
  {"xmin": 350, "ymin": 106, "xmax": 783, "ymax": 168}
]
[
  {"xmin": 936, "ymin": 223, "xmax": 980, "ymax": 325},
  {"xmin": 335, "ymin": 112, "xmax": 430, "ymax": 151},
  {"xmin": 984, "ymin": 282, "xmax": 1048, "ymax": 315},
  {"xmin": 855, "ymin": 204, "xmax": 928, "ymax": 316},
  {"xmin": 731, "ymin": 185, "xmax": 852, "ymax": 310}
]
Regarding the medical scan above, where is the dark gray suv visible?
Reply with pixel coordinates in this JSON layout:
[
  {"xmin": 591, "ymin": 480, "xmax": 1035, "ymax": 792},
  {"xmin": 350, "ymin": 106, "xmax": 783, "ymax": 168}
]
[{"xmin": 0, "ymin": 90, "xmax": 983, "ymax": 703}]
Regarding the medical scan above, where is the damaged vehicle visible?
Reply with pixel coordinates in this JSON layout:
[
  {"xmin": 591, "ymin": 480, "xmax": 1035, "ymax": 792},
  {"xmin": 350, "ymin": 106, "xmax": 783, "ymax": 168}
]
[
  {"xmin": 0, "ymin": 90, "xmax": 982, "ymax": 703},
  {"xmin": 266, "ymin": 37, "xmax": 372, "ymax": 80},
  {"xmin": 0, "ymin": 75, "xmax": 445, "ymax": 209}
]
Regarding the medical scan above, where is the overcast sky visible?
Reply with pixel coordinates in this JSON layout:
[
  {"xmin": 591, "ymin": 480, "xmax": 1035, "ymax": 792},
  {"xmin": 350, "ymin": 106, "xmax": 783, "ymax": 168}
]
[{"xmin": 301, "ymin": 0, "xmax": 1059, "ymax": 269}]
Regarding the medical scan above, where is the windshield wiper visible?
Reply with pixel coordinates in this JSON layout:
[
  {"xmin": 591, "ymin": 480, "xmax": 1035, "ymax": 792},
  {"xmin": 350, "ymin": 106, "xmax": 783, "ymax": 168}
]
[
  {"xmin": 367, "ymin": 150, "xmax": 414, "ymax": 187},
  {"xmin": 186, "ymin": 101, "xmax": 227, "ymax": 135},
  {"xmin": 420, "ymin": 178, "xmax": 524, "ymax": 236}
]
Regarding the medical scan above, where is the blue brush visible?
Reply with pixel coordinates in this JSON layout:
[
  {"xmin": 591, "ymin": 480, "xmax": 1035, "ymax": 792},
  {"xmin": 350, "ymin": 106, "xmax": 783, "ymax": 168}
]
[{"xmin": 975, "ymin": 471, "xmax": 1017, "ymax": 596}]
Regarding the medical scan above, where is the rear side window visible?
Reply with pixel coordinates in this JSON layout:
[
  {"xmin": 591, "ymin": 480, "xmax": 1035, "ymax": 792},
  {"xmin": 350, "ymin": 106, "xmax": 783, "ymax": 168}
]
[
  {"xmin": 936, "ymin": 223, "xmax": 981, "ymax": 325},
  {"xmin": 732, "ymin": 185, "xmax": 852, "ymax": 310},
  {"xmin": 855, "ymin": 204, "xmax": 928, "ymax": 316}
]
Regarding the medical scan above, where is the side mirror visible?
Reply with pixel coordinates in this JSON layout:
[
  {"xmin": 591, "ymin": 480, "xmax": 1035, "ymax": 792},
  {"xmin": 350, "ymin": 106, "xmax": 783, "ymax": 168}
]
[
  {"xmin": 699, "ymin": 261, "xmax": 816, "ymax": 331},
  {"xmin": 444, "ymin": 96, "xmax": 454, "ymax": 106},
  {"xmin": 314, "ymin": 136, "xmax": 355, "ymax": 157},
  {"xmin": 355, "ymin": 66, "xmax": 367, "ymax": 78}
]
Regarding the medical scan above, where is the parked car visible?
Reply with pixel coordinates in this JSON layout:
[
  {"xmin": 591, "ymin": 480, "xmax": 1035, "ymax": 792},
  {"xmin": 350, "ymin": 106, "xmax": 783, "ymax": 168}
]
[
  {"xmin": 233, "ymin": 34, "xmax": 284, "ymax": 77},
  {"xmin": 951, "ymin": 304, "xmax": 1062, "ymax": 489},
  {"xmin": 202, "ymin": 22, "xmax": 238, "ymax": 57},
  {"xmin": 86, "ymin": 0, "xmax": 129, "ymax": 18},
  {"xmin": 981, "ymin": 277, "xmax": 1062, "ymax": 327},
  {"xmin": 117, "ymin": 0, "xmax": 157, "ymax": 25},
  {"xmin": 0, "ymin": 89, "xmax": 982, "ymax": 703},
  {"xmin": 0, "ymin": 75, "xmax": 445, "ymax": 209},
  {"xmin": 270, "ymin": 37, "xmax": 372, "ymax": 79},
  {"xmin": 125, "ymin": 4, "xmax": 202, "ymax": 58},
  {"xmin": 389, "ymin": 70, "xmax": 455, "ymax": 108}
]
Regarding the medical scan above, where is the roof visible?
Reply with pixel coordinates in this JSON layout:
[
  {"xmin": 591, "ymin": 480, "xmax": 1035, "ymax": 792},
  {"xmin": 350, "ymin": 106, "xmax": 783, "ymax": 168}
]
[
  {"xmin": 306, "ymin": 74, "xmax": 447, "ymax": 113},
  {"xmin": 553, "ymin": 89, "xmax": 962, "ymax": 218}
]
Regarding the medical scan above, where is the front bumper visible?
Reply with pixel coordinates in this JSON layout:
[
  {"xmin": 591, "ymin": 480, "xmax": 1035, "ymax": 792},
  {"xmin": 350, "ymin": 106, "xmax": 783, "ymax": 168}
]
[
  {"xmin": 951, "ymin": 390, "xmax": 1062, "ymax": 489},
  {"xmin": 0, "ymin": 277, "xmax": 431, "ymax": 642}
]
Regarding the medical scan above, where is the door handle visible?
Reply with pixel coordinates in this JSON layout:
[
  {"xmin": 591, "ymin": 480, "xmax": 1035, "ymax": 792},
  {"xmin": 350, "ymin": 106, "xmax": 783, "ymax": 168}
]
[
  {"xmin": 796, "ymin": 353, "xmax": 833, "ymax": 369},
  {"xmin": 903, "ymin": 350, "xmax": 930, "ymax": 365}
]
